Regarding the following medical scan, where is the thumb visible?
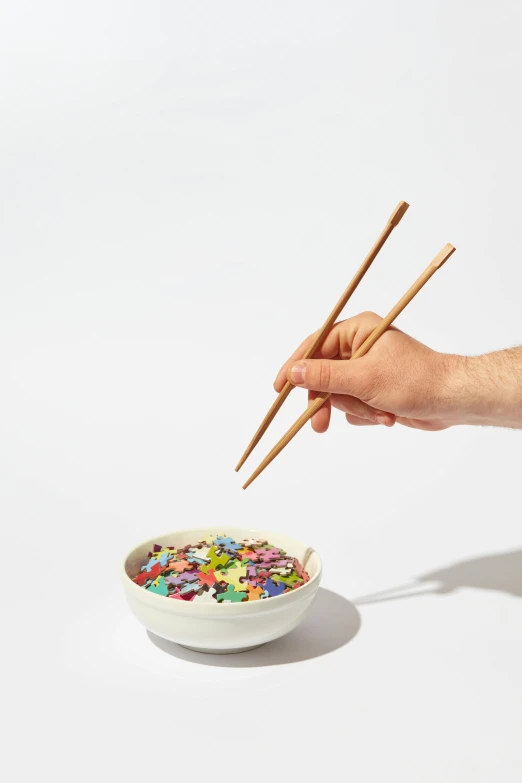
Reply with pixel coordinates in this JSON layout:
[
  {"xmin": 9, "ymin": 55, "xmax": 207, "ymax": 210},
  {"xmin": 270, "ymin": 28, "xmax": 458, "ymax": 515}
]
[{"xmin": 287, "ymin": 358, "xmax": 369, "ymax": 396}]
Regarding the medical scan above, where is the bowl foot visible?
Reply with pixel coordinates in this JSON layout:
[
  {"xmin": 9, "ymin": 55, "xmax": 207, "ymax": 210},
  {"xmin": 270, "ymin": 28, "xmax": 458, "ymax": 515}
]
[{"xmin": 179, "ymin": 643, "xmax": 264, "ymax": 655}]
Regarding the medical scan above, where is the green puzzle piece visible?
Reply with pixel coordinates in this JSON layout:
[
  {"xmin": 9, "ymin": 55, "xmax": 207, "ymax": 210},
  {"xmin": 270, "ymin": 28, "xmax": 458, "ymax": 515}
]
[
  {"xmin": 146, "ymin": 575, "xmax": 169, "ymax": 597},
  {"xmin": 216, "ymin": 584, "xmax": 247, "ymax": 603},
  {"xmin": 271, "ymin": 573, "xmax": 304, "ymax": 589},
  {"xmin": 200, "ymin": 546, "xmax": 231, "ymax": 574}
]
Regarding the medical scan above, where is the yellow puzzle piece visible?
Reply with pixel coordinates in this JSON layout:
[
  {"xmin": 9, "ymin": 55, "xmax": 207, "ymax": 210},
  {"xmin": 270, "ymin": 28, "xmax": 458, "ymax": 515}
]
[{"xmin": 218, "ymin": 563, "xmax": 248, "ymax": 593}]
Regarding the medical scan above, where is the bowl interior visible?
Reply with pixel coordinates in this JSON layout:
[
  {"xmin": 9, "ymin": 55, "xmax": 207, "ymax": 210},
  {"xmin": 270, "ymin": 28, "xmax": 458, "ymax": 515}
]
[{"xmin": 123, "ymin": 526, "xmax": 320, "ymax": 585}]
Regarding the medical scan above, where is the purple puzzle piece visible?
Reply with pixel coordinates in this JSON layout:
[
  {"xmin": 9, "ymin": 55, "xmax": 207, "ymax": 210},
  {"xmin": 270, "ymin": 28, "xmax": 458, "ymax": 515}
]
[{"xmin": 165, "ymin": 572, "xmax": 200, "ymax": 586}]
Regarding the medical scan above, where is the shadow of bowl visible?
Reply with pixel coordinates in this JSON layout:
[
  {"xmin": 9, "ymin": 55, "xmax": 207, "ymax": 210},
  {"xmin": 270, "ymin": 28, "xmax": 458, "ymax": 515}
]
[{"xmin": 147, "ymin": 587, "xmax": 361, "ymax": 667}]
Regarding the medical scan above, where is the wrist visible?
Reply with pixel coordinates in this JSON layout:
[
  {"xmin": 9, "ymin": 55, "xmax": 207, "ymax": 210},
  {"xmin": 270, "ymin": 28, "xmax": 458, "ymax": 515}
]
[{"xmin": 440, "ymin": 351, "xmax": 522, "ymax": 428}]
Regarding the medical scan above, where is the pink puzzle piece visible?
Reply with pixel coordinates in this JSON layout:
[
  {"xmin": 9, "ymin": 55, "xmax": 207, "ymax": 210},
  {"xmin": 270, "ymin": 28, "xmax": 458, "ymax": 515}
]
[
  {"xmin": 295, "ymin": 559, "xmax": 310, "ymax": 582},
  {"xmin": 253, "ymin": 548, "xmax": 281, "ymax": 563}
]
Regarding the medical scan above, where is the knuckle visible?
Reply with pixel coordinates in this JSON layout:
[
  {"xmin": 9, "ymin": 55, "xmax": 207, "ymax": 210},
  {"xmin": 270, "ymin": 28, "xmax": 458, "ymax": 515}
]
[
  {"xmin": 360, "ymin": 310, "xmax": 382, "ymax": 325},
  {"xmin": 318, "ymin": 361, "xmax": 331, "ymax": 389}
]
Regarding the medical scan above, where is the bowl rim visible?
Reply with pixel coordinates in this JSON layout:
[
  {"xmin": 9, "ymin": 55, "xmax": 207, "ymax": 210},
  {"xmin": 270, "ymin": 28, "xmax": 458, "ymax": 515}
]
[{"xmin": 121, "ymin": 526, "xmax": 322, "ymax": 610}]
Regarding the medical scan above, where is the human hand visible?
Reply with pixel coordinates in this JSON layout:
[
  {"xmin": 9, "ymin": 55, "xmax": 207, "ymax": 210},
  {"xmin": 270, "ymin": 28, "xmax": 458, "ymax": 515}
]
[{"xmin": 273, "ymin": 311, "xmax": 462, "ymax": 433}]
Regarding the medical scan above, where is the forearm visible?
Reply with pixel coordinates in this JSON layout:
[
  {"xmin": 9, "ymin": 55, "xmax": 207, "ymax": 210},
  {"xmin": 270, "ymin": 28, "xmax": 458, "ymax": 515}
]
[{"xmin": 441, "ymin": 348, "xmax": 522, "ymax": 429}]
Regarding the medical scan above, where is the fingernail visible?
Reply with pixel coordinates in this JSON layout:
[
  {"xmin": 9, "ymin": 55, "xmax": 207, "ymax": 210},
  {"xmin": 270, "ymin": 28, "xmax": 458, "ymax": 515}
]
[
  {"xmin": 290, "ymin": 363, "xmax": 306, "ymax": 385},
  {"xmin": 375, "ymin": 414, "xmax": 389, "ymax": 426}
]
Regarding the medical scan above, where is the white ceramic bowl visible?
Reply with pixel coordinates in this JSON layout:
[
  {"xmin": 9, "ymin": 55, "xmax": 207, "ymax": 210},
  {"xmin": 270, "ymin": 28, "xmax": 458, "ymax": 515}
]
[{"xmin": 121, "ymin": 526, "xmax": 322, "ymax": 654}]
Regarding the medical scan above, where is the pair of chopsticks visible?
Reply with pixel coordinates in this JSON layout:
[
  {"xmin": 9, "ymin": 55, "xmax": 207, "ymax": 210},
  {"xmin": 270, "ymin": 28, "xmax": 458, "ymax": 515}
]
[{"xmin": 236, "ymin": 201, "xmax": 455, "ymax": 489}]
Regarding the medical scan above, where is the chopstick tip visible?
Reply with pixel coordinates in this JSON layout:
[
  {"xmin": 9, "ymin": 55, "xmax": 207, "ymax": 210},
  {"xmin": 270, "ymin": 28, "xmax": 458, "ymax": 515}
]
[
  {"xmin": 388, "ymin": 200, "xmax": 410, "ymax": 227},
  {"xmin": 235, "ymin": 454, "xmax": 247, "ymax": 472},
  {"xmin": 431, "ymin": 243, "xmax": 456, "ymax": 269}
]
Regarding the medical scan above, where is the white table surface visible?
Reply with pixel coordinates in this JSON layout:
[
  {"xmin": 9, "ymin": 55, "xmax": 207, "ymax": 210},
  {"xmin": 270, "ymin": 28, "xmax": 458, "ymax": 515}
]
[{"xmin": 1, "ymin": 2, "xmax": 521, "ymax": 780}]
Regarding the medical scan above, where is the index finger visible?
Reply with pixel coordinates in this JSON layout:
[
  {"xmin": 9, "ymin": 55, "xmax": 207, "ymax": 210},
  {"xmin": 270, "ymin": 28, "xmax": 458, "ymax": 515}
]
[{"xmin": 273, "ymin": 318, "xmax": 354, "ymax": 392}]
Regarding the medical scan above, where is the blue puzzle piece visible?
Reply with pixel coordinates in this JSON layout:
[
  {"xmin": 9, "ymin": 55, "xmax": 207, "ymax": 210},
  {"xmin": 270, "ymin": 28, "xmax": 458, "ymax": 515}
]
[
  {"xmin": 180, "ymin": 581, "xmax": 201, "ymax": 595},
  {"xmin": 141, "ymin": 557, "xmax": 159, "ymax": 573},
  {"xmin": 186, "ymin": 554, "xmax": 208, "ymax": 565},
  {"xmin": 213, "ymin": 536, "xmax": 242, "ymax": 553},
  {"xmin": 158, "ymin": 551, "xmax": 173, "ymax": 567},
  {"xmin": 263, "ymin": 578, "xmax": 285, "ymax": 598}
]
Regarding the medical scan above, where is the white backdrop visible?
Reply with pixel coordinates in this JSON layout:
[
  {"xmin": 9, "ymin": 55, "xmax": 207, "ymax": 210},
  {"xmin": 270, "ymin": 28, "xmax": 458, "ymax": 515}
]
[{"xmin": 1, "ymin": 2, "xmax": 521, "ymax": 780}]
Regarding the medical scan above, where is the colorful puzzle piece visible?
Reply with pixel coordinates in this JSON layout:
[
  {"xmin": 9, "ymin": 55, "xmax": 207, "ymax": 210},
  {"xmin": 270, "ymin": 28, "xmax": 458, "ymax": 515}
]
[
  {"xmin": 263, "ymin": 578, "xmax": 286, "ymax": 598},
  {"xmin": 158, "ymin": 551, "xmax": 174, "ymax": 567},
  {"xmin": 242, "ymin": 538, "xmax": 267, "ymax": 547},
  {"xmin": 167, "ymin": 571, "xmax": 199, "ymax": 586},
  {"xmin": 168, "ymin": 559, "xmax": 193, "ymax": 573},
  {"xmin": 186, "ymin": 555, "xmax": 208, "ymax": 565},
  {"xmin": 246, "ymin": 584, "xmax": 264, "ymax": 601},
  {"xmin": 295, "ymin": 559, "xmax": 310, "ymax": 582},
  {"xmin": 218, "ymin": 564, "xmax": 248, "ymax": 592},
  {"xmin": 134, "ymin": 570, "xmax": 151, "ymax": 586},
  {"xmin": 213, "ymin": 536, "xmax": 243, "ymax": 553},
  {"xmin": 200, "ymin": 546, "xmax": 231, "ymax": 574},
  {"xmin": 238, "ymin": 548, "xmax": 255, "ymax": 558},
  {"xmin": 272, "ymin": 573, "xmax": 304, "ymax": 588},
  {"xmin": 143, "ymin": 562, "xmax": 164, "ymax": 581},
  {"xmin": 198, "ymin": 568, "xmax": 218, "ymax": 587},
  {"xmin": 254, "ymin": 548, "xmax": 281, "ymax": 563},
  {"xmin": 188, "ymin": 545, "xmax": 212, "ymax": 560},
  {"xmin": 146, "ymin": 576, "xmax": 169, "ymax": 597},
  {"xmin": 269, "ymin": 566, "xmax": 294, "ymax": 576},
  {"xmin": 216, "ymin": 584, "xmax": 248, "ymax": 603},
  {"xmin": 180, "ymin": 581, "xmax": 202, "ymax": 595},
  {"xmin": 141, "ymin": 557, "xmax": 160, "ymax": 573}
]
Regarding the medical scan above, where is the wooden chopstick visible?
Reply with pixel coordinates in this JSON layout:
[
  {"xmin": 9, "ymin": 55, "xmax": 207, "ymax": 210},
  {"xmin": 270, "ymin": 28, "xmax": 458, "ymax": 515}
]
[
  {"xmin": 234, "ymin": 200, "xmax": 410, "ymax": 472},
  {"xmin": 242, "ymin": 242, "xmax": 456, "ymax": 489}
]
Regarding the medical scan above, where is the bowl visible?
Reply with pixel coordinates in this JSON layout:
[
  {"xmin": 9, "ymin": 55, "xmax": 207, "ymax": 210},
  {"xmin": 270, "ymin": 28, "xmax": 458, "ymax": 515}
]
[{"xmin": 121, "ymin": 526, "xmax": 322, "ymax": 654}]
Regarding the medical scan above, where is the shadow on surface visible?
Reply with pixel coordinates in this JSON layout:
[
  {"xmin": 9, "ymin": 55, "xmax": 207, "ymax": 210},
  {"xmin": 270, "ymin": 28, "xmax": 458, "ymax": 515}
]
[
  {"xmin": 147, "ymin": 588, "xmax": 360, "ymax": 667},
  {"xmin": 354, "ymin": 548, "xmax": 522, "ymax": 606}
]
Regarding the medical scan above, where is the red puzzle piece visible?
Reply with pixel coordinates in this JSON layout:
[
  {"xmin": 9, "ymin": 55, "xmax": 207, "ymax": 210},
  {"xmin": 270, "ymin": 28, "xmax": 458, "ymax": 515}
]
[
  {"xmin": 198, "ymin": 568, "xmax": 217, "ymax": 587},
  {"xmin": 135, "ymin": 561, "xmax": 164, "ymax": 584}
]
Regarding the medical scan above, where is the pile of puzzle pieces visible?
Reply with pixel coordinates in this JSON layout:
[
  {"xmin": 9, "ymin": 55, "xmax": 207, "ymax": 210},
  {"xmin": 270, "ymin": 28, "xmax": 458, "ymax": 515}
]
[{"xmin": 133, "ymin": 534, "xmax": 310, "ymax": 603}]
